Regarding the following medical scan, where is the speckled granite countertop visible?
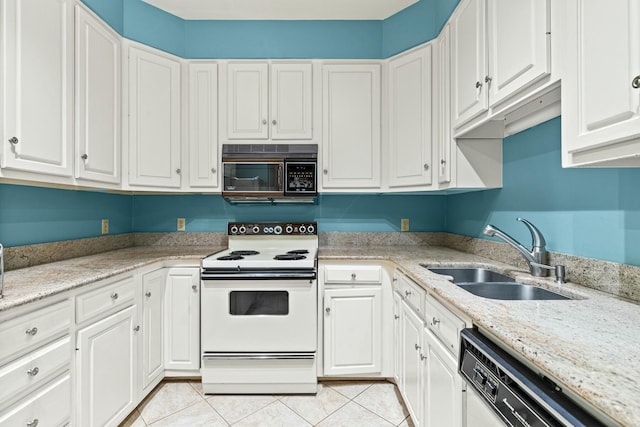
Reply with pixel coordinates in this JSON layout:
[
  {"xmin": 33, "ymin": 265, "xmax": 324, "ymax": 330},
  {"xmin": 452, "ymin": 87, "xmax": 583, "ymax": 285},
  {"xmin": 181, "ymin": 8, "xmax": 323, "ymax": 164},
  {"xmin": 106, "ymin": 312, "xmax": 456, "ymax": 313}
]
[{"xmin": 1, "ymin": 245, "xmax": 637, "ymax": 426}]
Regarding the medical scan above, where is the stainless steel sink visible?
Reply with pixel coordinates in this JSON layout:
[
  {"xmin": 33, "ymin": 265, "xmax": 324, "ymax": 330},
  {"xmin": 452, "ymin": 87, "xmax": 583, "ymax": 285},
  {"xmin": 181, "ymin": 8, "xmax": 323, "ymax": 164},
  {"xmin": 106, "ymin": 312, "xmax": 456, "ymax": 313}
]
[
  {"xmin": 426, "ymin": 267, "xmax": 515, "ymax": 284},
  {"xmin": 426, "ymin": 267, "xmax": 570, "ymax": 300}
]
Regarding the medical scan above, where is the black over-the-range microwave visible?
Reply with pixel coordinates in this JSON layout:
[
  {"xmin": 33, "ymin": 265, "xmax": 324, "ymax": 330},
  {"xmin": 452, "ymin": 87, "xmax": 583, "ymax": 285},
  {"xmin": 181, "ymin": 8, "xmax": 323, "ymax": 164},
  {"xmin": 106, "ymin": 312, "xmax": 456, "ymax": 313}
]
[{"xmin": 221, "ymin": 144, "xmax": 318, "ymax": 203}]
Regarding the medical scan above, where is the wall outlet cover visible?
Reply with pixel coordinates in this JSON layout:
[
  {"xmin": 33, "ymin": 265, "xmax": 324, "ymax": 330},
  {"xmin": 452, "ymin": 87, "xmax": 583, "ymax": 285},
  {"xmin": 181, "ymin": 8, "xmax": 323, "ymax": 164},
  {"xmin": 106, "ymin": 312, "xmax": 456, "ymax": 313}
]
[
  {"xmin": 401, "ymin": 218, "xmax": 409, "ymax": 232},
  {"xmin": 177, "ymin": 218, "xmax": 186, "ymax": 231},
  {"xmin": 101, "ymin": 219, "xmax": 109, "ymax": 235}
]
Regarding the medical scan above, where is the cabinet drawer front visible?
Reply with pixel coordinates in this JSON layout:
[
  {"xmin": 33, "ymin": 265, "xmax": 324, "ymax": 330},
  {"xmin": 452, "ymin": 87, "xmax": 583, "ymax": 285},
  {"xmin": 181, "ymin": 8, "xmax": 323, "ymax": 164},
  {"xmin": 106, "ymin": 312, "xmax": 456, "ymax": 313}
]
[
  {"xmin": 0, "ymin": 301, "xmax": 71, "ymax": 363},
  {"xmin": 0, "ymin": 373, "xmax": 71, "ymax": 427},
  {"xmin": 76, "ymin": 276, "xmax": 135, "ymax": 323},
  {"xmin": 397, "ymin": 274, "xmax": 426, "ymax": 315},
  {"xmin": 0, "ymin": 337, "xmax": 71, "ymax": 405},
  {"xmin": 324, "ymin": 265, "xmax": 382, "ymax": 283},
  {"xmin": 426, "ymin": 296, "xmax": 465, "ymax": 355}
]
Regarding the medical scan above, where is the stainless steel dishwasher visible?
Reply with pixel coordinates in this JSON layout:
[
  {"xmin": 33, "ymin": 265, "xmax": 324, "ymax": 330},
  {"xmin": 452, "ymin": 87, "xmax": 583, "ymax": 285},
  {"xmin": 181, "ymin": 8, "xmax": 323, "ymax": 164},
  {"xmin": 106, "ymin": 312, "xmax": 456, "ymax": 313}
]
[{"xmin": 459, "ymin": 328, "xmax": 610, "ymax": 427}]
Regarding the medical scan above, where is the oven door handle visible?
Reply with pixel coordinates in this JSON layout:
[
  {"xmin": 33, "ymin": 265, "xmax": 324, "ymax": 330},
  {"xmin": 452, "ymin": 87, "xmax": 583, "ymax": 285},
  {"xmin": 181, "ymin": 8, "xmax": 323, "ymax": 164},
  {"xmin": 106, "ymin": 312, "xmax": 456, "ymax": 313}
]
[
  {"xmin": 201, "ymin": 271, "xmax": 317, "ymax": 280},
  {"xmin": 203, "ymin": 353, "xmax": 315, "ymax": 360}
]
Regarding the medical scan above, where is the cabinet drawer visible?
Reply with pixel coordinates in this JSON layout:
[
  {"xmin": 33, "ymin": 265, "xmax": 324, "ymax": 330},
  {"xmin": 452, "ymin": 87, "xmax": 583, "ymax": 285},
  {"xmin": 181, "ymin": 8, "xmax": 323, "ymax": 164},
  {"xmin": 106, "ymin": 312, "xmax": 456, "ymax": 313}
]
[
  {"xmin": 324, "ymin": 265, "xmax": 382, "ymax": 284},
  {"xmin": 76, "ymin": 276, "xmax": 135, "ymax": 323},
  {"xmin": 396, "ymin": 273, "xmax": 426, "ymax": 316},
  {"xmin": 0, "ymin": 337, "xmax": 71, "ymax": 405},
  {"xmin": 0, "ymin": 373, "xmax": 71, "ymax": 427},
  {"xmin": 426, "ymin": 296, "xmax": 466, "ymax": 356},
  {"xmin": 0, "ymin": 301, "xmax": 71, "ymax": 363}
]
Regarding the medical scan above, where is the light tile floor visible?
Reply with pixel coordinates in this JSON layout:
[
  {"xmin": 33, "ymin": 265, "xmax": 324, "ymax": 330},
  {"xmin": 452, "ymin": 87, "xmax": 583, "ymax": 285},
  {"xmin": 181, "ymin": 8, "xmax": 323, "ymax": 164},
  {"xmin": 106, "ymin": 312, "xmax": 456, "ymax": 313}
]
[{"xmin": 120, "ymin": 380, "xmax": 415, "ymax": 427}]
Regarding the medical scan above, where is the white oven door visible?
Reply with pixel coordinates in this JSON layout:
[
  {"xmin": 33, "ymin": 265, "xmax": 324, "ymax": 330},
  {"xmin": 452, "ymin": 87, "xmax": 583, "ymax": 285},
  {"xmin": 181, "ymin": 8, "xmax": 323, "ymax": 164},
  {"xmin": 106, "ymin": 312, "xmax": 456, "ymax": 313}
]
[{"xmin": 201, "ymin": 279, "xmax": 317, "ymax": 352}]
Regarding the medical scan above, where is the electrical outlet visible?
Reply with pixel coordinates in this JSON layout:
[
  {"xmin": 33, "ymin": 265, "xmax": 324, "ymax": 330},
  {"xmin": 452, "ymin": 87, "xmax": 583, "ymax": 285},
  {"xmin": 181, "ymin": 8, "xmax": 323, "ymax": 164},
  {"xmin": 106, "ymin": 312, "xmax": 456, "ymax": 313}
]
[
  {"xmin": 101, "ymin": 219, "xmax": 109, "ymax": 235},
  {"xmin": 401, "ymin": 218, "xmax": 410, "ymax": 232},
  {"xmin": 177, "ymin": 218, "xmax": 186, "ymax": 231}
]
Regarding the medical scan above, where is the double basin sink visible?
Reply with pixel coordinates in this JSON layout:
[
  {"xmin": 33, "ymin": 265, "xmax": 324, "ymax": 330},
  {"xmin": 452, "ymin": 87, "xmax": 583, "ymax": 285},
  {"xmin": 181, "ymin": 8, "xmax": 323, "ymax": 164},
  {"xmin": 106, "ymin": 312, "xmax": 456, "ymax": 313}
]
[{"xmin": 426, "ymin": 267, "xmax": 570, "ymax": 300}]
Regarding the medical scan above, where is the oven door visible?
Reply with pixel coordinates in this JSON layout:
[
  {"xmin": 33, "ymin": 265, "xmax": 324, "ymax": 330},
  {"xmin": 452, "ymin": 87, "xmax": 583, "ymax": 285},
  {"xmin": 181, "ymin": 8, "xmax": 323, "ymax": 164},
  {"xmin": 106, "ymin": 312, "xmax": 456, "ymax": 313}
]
[{"xmin": 201, "ymin": 279, "xmax": 317, "ymax": 352}]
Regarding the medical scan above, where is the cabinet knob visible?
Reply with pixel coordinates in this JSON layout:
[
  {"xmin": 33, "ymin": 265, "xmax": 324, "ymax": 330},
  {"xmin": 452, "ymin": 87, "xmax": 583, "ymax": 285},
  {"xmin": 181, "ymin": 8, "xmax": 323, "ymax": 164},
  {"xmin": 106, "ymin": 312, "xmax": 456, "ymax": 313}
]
[
  {"xmin": 211, "ymin": 168, "xmax": 216, "ymax": 174},
  {"xmin": 8, "ymin": 136, "xmax": 18, "ymax": 145},
  {"xmin": 133, "ymin": 325, "xmax": 140, "ymax": 332},
  {"xmin": 420, "ymin": 353, "xmax": 426, "ymax": 361},
  {"xmin": 423, "ymin": 163, "xmax": 429, "ymax": 171},
  {"xmin": 440, "ymin": 159, "xmax": 446, "ymax": 165},
  {"xmin": 25, "ymin": 327, "xmax": 38, "ymax": 336},
  {"xmin": 176, "ymin": 168, "xmax": 181, "ymax": 174},
  {"xmin": 192, "ymin": 284, "xmax": 198, "ymax": 292},
  {"xmin": 633, "ymin": 75, "xmax": 640, "ymax": 89},
  {"xmin": 405, "ymin": 290, "xmax": 412, "ymax": 297},
  {"xmin": 145, "ymin": 291, "xmax": 151, "ymax": 297},
  {"xmin": 475, "ymin": 81, "xmax": 482, "ymax": 89},
  {"xmin": 26, "ymin": 419, "xmax": 39, "ymax": 427},
  {"xmin": 323, "ymin": 169, "xmax": 328, "ymax": 175},
  {"xmin": 325, "ymin": 307, "xmax": 331, "ymax": 313},
  {"xmin": 272, "ymin": 119, "xmax": 277, "ymax": 125},
  {"xmin": 111, "ymin": 292, "xmax": 118, "ymax": 300},
  {"xmin": 432, "ymin": 317, "xmax": 441, "ymax": 326},
  {"xmin": 26, "ymin": 367, "xmax": 39, "ymax": 376},
  {"xmin": 394, "ymin": 314, "xmax": 399, "ymax": 320},
  {"xmin": 484, "ymin": 75, "xmax": 492, "ymax": 84},
  {"xmin": 414, "ymin": 343, "xmax": 421, "ymax": 351},
  {"xmin": 262, "ymin": 119, "xmax": 267, "ymax": 125},
  {"xmin": 351, "ymin": 273, "xmax": 356, "ymax": 280},
  {"xmin": 81, "ymin": 154, "xmax": 88, "ymax": 160}
]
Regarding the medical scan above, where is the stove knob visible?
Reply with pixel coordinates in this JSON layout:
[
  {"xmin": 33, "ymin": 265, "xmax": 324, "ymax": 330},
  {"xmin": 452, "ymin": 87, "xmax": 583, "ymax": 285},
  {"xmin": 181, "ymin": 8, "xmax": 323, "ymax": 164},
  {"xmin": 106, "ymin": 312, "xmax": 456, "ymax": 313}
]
[
  {"xmin": 238, "ymin": 226, "xmax": 246, "ymax": 234},
  {"xmin": 299, "ymin": 225, "xmax": 306, "ymax": 233},
  {"xmin": 307, "ymin": 224, "xmax": 315, "ymax": 234},
  {"xmin": 274, "ymin": 225, "xmax": 283, "ymax": 235},
  {"xmin": 230, "ymin": 226, "xmax": 238, "ymax": 234},
  {"xmin": 252, "ymin": 226, "xmax": 260, "ymax": 234},
  {"xmin": 266, "ymin": 227, "xmax": 273, "ymax": 234},
  {"xmin": 285, "ymin": 225, "xmax": 294, "ymax": 234}
]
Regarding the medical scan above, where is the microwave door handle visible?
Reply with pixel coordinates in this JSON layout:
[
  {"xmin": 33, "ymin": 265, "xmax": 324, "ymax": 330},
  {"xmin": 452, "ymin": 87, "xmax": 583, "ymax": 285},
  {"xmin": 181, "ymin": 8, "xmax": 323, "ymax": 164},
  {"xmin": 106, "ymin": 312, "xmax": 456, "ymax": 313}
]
[{"xmin": 279, "ymin": 163, "xmax": 283, "ymax": 189}]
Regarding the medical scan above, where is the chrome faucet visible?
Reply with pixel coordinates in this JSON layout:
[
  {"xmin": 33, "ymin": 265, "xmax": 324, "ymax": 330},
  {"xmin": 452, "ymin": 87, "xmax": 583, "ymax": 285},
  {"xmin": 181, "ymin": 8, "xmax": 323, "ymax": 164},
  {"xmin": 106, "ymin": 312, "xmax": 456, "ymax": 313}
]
[{"xmin": 483, "ymin": 217, "xmax": 551, "ymax": 278}]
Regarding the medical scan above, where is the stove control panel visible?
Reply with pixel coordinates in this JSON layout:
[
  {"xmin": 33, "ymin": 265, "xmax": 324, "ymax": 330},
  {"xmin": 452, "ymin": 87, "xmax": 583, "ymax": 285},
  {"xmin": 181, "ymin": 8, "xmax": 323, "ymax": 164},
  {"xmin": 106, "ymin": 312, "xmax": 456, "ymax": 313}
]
[{"xmin": 228, "ymin": 222, "xmax": 317, "ymax": 236}]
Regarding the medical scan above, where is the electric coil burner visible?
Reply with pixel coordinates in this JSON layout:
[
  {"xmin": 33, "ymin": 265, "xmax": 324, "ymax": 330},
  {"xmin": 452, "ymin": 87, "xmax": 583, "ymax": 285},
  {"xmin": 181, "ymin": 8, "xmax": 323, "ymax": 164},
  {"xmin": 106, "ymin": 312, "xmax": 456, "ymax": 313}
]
[{"xmin": 200, "ymin": 222, "xmax": 318, "ymax": 394}]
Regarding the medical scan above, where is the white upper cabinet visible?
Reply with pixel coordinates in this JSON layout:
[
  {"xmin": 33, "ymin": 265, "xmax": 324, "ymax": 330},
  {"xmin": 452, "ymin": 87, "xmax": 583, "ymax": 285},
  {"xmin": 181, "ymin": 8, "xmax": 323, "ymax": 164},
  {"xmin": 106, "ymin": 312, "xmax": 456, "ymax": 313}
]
[
  {"xmin": 75, "ymin": 4, "xmax": 121, "ymax": 185},
  {"xmin": 322, "ymin": 64, "xmax": 381, "ymax": 189},
  {"xmin": 1, "ymin": 0, "xmax": 74, "ymax": 177},
  {"xmin": 436, "ymin": 24, "xmax": 452, "ymax": 185},
  {"xmin": 561, "ymin": 1, "xmax": 640, "ymax": 167},
  {"xmin": 188, "ymin": 63, "xmax": 219, "ymax": 188},
  {"xmin": 225, "ymin": 62, "xmax": 312, "ymax": 140},
  {"xmin": 388, "ymin": 44, "xmax": 433, "ymax": 188},
  {"xmin": 127, "ymin": 45, "xmax": 182, "ymax": 188},
  {"xmin": 452, "ymin": 0, "xmax": 550, "ymax": 129}
]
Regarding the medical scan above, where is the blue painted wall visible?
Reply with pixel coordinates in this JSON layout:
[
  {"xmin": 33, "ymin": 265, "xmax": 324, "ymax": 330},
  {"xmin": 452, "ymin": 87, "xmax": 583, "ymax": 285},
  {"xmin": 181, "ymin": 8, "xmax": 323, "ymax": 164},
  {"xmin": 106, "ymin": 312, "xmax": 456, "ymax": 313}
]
[
  {"xmin": 446, "ymin": 117, "xmax": 640, "ymax": 266},
  {"xmin": 132, "ymin": 194, "xmax": 446, "ymax": 233},
  {"xmin": 0, "ymin": 185, "xmax": 132, "ymax": 247}
]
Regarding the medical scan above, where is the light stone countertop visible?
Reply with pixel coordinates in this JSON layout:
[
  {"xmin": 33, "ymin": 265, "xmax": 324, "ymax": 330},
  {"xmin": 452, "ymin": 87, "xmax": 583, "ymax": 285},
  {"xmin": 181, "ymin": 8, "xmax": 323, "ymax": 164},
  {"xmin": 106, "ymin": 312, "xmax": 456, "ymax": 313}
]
[{"xmin": 1, "ymin": 244, "xmax": 637, "ymax": 426}]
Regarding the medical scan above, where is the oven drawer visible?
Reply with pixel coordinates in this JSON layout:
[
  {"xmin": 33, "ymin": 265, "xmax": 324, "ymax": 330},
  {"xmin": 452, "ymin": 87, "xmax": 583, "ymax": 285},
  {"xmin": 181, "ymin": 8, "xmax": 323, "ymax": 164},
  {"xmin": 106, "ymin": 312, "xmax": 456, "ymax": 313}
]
[{"xmin": 324, "ymin": 265, "xmax": 382, "ymax": 284}]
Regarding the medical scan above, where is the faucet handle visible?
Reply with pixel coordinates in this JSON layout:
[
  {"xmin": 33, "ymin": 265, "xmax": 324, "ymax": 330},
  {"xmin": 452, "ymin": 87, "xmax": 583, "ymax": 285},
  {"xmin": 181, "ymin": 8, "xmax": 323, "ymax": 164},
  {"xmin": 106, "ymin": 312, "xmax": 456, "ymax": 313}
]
[{"xmin": 517, "ymin": 217, "xmax": 546, "ymax": 249}]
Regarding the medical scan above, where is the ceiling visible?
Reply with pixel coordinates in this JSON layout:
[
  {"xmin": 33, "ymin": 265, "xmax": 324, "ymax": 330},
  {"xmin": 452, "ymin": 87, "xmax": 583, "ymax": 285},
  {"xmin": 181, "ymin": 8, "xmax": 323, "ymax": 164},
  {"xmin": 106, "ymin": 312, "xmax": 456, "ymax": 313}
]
[{"xmin": 142, "ymin": 0, "xmax": 419, "ymax": 20}]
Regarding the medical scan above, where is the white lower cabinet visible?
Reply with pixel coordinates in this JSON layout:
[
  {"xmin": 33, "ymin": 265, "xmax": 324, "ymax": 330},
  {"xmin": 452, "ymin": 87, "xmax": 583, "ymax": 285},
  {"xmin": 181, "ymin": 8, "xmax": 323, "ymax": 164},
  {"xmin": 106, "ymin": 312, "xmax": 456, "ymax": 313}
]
[
  {"xmin": 141, "ymin": 269, "xmax": 165, "ymax": 390},
  {"xmin": 323, "ymin": 287, "xmax": 382, "ymax": 375},
  {"xmin": 76, "ymin": 304, "xmax": 138, "ymax": 427},
  {"xmin": 164, "ymin": 268, "xmax": 200, "ymax": 372},
  {"xmin": 400, "ymin": 299, "xmax": 424, "ymax": 426},
  {"xmin": 465, "ymin": 385, "xmax": 504, "ymax": 427}
]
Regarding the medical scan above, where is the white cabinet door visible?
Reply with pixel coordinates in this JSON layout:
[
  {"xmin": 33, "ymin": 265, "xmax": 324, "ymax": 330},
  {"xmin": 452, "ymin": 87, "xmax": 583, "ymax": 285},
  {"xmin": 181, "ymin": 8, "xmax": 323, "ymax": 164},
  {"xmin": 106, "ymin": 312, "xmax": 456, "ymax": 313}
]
[
  {"xmin": 436, "ymin": 24, "xmax": 452, "ymax": 185},
  {"xmin": 164, "ymin": 268, "xmax": 200, "ymax": 371},
  {"xmin": 271, "ymin": 63, "xmax": 313, "ymax": 140},
  {"xmin": 401, "ymin": 300, "xmax": 423, "ymax": 426},
  {"xmin": 464, "ymin": 385, "xmax": 504, "ymax": 427},
  {"xmin": 562, "ymin": 0, "xmax": 640, "ymax": 167},
  {"xmin": 77, "ymin": 305, "xmax": 138, "ymax": 427},
  {"xmin": 486, "ymin": 0, "xmax": 550, "ymax": 106},
  {"xmin": 393, "ymin": 291, "xmax": 402, "ymax": 384},
  {"xmin": 226, "ymin": 63, "xmax": 269, "ymax": 139},
  {"xmin": 388, "ymin": 45, "xmax": 433, "ymax": 188},
  {"xmin": 322, "ymin": 64, "xmax": 381, "ymax": 189},
  {"xmin": 451, "ymin": 0, "xmax": 488, "ymax": 127},
  {"xmin": 141, "ymin": 269, "xmax": 165, "ymax": 389},
  {"xmin": 75, "ymin": 4, "xmax": 121, "ymax": 184},
  {"xmin": 128, "ymin": 46, "xmax": 181, "ymax": 188},
  {"xmin": 1, "ymin": 0, "xmax": 73, "ymax": 176},
  {"xmin": 424, "ymin": 328, "xmax": 463, "ymax": 427},
  {"xmin": 323, "ymin": 287, "xmax": 382, "ymax": 376},
  {"xmin": 188, "ymin": 63, "xmax": 219, "ymax": 188}
]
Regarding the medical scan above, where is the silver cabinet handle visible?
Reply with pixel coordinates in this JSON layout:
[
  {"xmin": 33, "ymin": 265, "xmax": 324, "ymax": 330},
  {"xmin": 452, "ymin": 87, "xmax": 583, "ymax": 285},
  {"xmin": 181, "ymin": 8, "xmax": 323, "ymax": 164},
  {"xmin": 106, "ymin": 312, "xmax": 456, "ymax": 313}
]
[
  {"xmin": 145, "ymin": 291, "xmax": 151, "ymax": 297},
  {"xmin": 440, "ymin": 159, "xmax": 446, "ymax": 165},
  {"xmin": 325, "ymin": 307, "xmax": 331, "ymax": 313},
  {"xmin": 475, "ymin": 81, "xmax": 482, "ymax": 89},
  {"xmin": 272, "ymin": 119, "xmax": 277, "ymax": 125},
  {"xmin": 26, "ymin": 367, "xmax": 39, "ymax": 376},
  {"xmin": 111, "ymin": 292, "xmax": 118, "ymax": 300},
  {"xmin": 414, "ymin": 343, "xmax": 421, "ymax": 351},
  {"xmin": 262, "ymin": 119, "xmax": 267, "ymax": 125},
  {"xmin": 25, "ymin": 327, "xmax": 38, "ymax": 336},
  {"xmin": 211, "ymin": 168, "xmax": 216, "ymax": 174},
  {"xmin": 192, "ymin": 284, "xmax": 198, "ymax": 292},
  {"xmin": 133, "ymin": 325, "xmax": 140, "ymax": 332},
  {"xmin": 485, "ymin": 75, "xmax": 492, "ymax": 84},
  {"xmin": 81, "ymin": 154, "xmax": 88, "ymax": 160},
  {"xmin": 26, "ymin": 419, "xmax": 39, "ymax": 427},
  {"xmin": 405, "ymin": 290, "xmax": 412, "ymax": 296},
  {"xmin": 351, "ymin": 273, "xmax": 356, "ymax": 280},
  {"xmin": 633, "ymin": 75, "xmax": 640, "ymax": 89},
  {"xmin": 394, "ymin": 314, "xmax": 399, "ymax": 320},
  {"xmin": 432, "ymin": 317, "xmax": 440, "ymax": 326},
  {"xmin": 176, "ymin": 168, "xmax": 181, "ymax": 174},
  {"xmin": 420, "ymin": 353, "xmax": 426, "ymax": 361},
  {"xmin": 423, "ymin": 163, "xmax": 429, "ymax": 171},
  {"xmin": 8, "ymin": 136, "xmax": 18, "ymax": 145},
  {"xmin": 323, "ymin": 169, "xmax": 328, "ymax": 175}
]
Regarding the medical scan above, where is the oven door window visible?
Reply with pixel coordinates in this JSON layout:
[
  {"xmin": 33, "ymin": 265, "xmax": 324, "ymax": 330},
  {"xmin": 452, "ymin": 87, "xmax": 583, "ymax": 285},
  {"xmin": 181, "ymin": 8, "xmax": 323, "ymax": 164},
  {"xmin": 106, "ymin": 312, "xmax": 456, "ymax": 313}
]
[
  {"xmin": 229, "ymin": 291, "xmax": 289, "ymax": 315},
  {"xmin": 223, "ymin": 162, "xmax": 283, "ymax": 193}
]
